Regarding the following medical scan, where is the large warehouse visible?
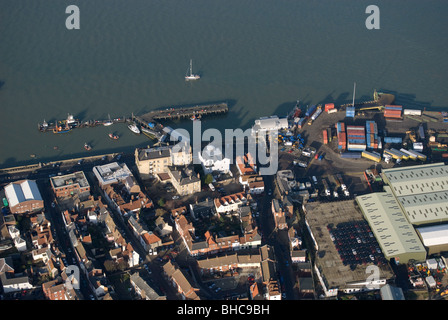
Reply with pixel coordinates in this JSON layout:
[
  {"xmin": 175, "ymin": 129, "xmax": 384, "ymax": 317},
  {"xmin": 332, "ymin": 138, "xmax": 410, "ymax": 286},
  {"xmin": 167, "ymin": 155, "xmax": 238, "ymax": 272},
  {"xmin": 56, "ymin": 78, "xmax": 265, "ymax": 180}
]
[
  {"xmin": 4, "ymin": 179, "xmax": 44, "ymax": 214},
  {"xmin": 380, "ymin": 163, "xmax": 448, "ymax": 226},
  {"xmin": 356, "ymin": 186, "xmax": 427, "ymax": 264}
]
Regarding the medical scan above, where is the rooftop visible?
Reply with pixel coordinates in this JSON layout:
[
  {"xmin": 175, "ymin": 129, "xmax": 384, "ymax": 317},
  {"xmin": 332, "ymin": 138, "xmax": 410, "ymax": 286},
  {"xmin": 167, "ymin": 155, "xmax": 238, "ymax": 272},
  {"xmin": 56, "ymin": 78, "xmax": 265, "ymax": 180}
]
[
  {"xmin": 304, "ymin": 200, "xmax": 394, "ymax": 290},
  {"xmin": 355, "ymin": 187, "xmax": 427, "ymax": 262},
  {"xmin": 50, "ymin": 171, "xmax": 89, "ymax": 188},
  {"xmin": 5, "ymin": 179, "xmax": 42, "ymax": 207}
]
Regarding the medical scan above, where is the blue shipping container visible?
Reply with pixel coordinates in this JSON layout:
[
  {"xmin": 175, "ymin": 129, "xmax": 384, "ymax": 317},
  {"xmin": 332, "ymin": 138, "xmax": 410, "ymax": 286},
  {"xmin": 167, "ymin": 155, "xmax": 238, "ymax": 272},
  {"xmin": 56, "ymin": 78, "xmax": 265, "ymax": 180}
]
[
  {"xmin": 384, "ymin": 137, "xmax": 402, "ymax": 144},
  {"xmin": 341, "ymin": 152, "xmax": 362, "ymax": 159}
]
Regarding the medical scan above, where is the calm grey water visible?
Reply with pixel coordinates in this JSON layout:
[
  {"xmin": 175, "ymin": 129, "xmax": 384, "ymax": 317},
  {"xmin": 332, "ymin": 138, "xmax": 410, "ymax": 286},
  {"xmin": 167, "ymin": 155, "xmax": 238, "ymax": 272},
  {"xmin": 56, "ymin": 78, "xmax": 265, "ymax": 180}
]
[{"xmin": 1, "ymin": 0, "xmax": 447, "ymax": 168}]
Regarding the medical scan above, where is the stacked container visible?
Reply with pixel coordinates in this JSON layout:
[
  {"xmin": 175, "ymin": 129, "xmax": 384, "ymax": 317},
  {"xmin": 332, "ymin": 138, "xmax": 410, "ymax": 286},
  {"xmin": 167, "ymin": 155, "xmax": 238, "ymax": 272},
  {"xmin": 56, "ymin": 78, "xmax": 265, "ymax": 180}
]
[
  {"xmin": 346, "ymin": 125, "xmax": 366, "ymax": 151},
  {"xmin": 346, "ymin": 106, "xmax": 355, "ymax": 118},
  {"xmin": 365, "ymin": 120, "xmax": 379, "ymax": 149},
  {"xmin": 384, "ymin": 105, "xmax": 403, "ymax": 119},
  {"xmin": 323, "ymin": 129, "xmax": 328, "ymax": 144},
  {"xmin": 336, "ymin": 122, "xmax": 346, "ymax": 150}
]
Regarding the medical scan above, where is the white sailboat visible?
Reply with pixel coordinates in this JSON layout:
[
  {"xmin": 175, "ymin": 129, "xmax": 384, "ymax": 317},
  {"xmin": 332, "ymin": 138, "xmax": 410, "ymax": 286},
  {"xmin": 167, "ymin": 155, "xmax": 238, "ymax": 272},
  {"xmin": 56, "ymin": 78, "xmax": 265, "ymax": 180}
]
[
  {"xmin": 185, "ymin": 59, "xmax": 200, "ymax": 81},
  {"xmin": 103, "ymin": 114, "xmax": 113, "ymax": 126}
]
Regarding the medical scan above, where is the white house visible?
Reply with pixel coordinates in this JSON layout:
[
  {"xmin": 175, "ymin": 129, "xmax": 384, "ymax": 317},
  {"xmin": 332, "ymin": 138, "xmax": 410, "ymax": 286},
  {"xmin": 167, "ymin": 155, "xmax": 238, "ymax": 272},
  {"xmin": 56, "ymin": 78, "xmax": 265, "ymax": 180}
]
[
  {"xmin": 0, "ymin": 273, "xmax": 33, "ymax": 293},
  {"xmin": 214, "ymin": 192, "xmax": 247, "ymax": 215},
  {"xmin": 198, "ymin": 145, "xmax": 230, "ymax": 175},
  {"xmin": 8, "ymin": 226, "xmax": 27, "ymax": 252}
]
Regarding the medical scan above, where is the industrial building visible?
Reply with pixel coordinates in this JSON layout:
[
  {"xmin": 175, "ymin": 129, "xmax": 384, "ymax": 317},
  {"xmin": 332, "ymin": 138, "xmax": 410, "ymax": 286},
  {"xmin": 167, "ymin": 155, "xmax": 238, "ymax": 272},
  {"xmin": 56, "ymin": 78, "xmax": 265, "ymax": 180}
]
[
  {"xmin": 355, "ymin": 187, "xmax": 427, "ymax": 264},
  {"xmin": 380, "ymin": 163, "xmax": 448, "ymax": 225},
  {"xmin": 4, "ymin": 180, "xmax": 44, "ymax": 214},
  {"xmin": 304, "ymin": 200, "xmax": 394, "ymax": 297}
]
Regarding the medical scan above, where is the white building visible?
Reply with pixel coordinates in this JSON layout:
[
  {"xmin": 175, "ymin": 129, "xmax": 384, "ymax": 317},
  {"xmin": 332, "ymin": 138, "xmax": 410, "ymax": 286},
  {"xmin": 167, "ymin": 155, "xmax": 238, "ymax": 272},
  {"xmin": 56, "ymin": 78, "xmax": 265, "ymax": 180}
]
[
  {"xmin": 0, "ymin": 273, "xmax": 33, "ymax": 293},
  {"xmin": 93, "ymin": 162, "xmax": 134, "ymax": 187},
  {"xmin": 8, "ymin": 226, "xmax": 27, "ymax": 252},
  {"xmin": 252, "ymin": 116, "xmax": 289, "ymax": 136},
  {"xmin": 198, "ymin": 145, "xmax": 230, "ymax": 175}
]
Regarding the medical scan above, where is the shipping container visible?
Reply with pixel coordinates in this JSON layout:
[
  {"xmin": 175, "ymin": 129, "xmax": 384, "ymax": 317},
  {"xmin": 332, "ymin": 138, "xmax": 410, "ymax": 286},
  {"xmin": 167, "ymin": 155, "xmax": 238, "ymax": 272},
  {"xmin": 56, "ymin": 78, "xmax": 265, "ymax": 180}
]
[
  {"xmin": 385, "ymin": 105, "xmax": 403, "ymax": 111},
  {"xmin": 383, "ymin": 137, "xmax": 402, "ymax": 144},
  {"xmin": 347, "ymin": 145, "xmax": 366, "ymax": 152},
  {"xmin": 327, "ymin": 128, "xmax": 332, "ymax": 142},
  {"xmin": 413, "ymin": 142, "xmax": 424, "ymax": 152},
  {"xmin": 341, "ymin": 152, "xmax": 362, "ymax": 159},
  {"xmin": 442, "ymin": 153, "xmax": 448, "ymax": 158},
  {"xmin": 418, "ymin": 125, "xmax": 425, "ymax": 140},
  {"xmin": 323, "ymin": 129, "xmax": 328, "ymax": 144},
  {"xmin": 346, "ymin": 106, "xmax": 355, "ymax": 118},
  {"xmin": 407, "ymin": 149, "xmax": 427, "ymax": 161},
  {"xmin": 305, "ymin": 105, "xmax": 317, "ymax": 118},
  {"xmin": 403, "ymin": 109, "xmax": 422, "ymax": 116},
  {"xmin": 384, "ymin": 149, "xmax": 403, "ymax": 160},
  {"xmin": 328, "ymin": 108, "xmax": 338, "ymax": 114},
  {"xmin": 325, "ymin": 103, "xmax": 335, "ymax": 112},
  {"xmin": 311, "ymin": 108, "xmax": 323, "ymax": 121},
  {"xmin": 362, "ymin": 151, "xmax": 381, "ymax": 162},
  {"xmin": 400, "ymin": 148, "xmax": 417, "ymax": 160},
  {"xmin": 297, "ymin": 118, "xmax": 306, "ymax": 129}
]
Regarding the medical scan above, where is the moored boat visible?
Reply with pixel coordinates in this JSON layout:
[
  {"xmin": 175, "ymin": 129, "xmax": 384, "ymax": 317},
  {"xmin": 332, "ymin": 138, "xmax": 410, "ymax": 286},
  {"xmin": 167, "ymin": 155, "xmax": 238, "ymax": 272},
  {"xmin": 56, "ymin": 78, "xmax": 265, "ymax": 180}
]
[
  {"xmin": 128, "ymin": 123, "xmax": 140, "ymax": 134},
  {"xmin": 108, "ymin": 133, "xmax": 119, "ymax": 140},
  {"xmin": 185, "ymin": 59, "xmax": 200, "ymax": 81},
  {"xmin": 84, "ymin": 143, "xmax": 92, "ymax": 151}
]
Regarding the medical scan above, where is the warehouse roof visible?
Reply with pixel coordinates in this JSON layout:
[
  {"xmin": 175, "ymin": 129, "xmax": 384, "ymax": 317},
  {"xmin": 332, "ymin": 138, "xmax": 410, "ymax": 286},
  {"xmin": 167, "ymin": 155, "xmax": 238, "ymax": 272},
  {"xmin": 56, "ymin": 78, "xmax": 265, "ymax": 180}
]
[
  {"xmin": 381, "ymin": 163, "xmax": 448, "ymax": 225},
  {"xmin": 382, "ymin": 163, "xmax": 448, "ymax": 197},
  {"xmin": 356, "ymin": 187, "xmax": 426, "ymax": 262},
  {"xmin": 5, "ymin": 180, "xmax": 42, "ymax": 207},
  {"xmin": 416, "ymin": 224, "xmax": 448, "ymax": 247}
]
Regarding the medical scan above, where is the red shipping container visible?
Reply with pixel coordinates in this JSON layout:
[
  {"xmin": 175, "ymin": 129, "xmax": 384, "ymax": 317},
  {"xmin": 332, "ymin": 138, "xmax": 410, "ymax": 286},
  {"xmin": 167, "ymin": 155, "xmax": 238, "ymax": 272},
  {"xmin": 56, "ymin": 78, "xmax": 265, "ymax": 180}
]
[
  {"xmin": 442, "ymin": 153, "xmax": 448, "ymax": 158},
  {"xmin": 323, "ymin": 130, "xmax": 328, "ymax": 144},
  {"xmin": 325, "ymin": 103, "xmax": 335, "ymax": 112}
]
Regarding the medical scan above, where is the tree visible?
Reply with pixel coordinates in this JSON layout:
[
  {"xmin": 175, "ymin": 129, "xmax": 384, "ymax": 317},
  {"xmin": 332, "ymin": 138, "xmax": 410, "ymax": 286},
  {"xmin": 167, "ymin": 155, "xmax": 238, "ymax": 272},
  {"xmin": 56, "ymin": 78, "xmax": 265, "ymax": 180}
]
[
  {"xmin": 204, "ymin": 174, "xmax": 213, "ymax": 185},
  {"xmin": 157, "ymin": 198, "xmax": 165, "ymax": 207}
]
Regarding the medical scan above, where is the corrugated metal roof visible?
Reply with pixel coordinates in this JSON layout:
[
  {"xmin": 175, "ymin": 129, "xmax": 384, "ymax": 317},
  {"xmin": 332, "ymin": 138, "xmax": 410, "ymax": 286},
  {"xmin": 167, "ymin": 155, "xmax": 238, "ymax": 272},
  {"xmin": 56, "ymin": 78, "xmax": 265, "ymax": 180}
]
[
  {"xmin": 356, "ymin": 187, "xmax": 426, "ymax": 261},
  {"xmin": 5, "ymin": 180, "xmax": 42, "ymax": 208},
  {"xmin": 416, "ymin": 224, "xmax": 448, "ymax": 247}
]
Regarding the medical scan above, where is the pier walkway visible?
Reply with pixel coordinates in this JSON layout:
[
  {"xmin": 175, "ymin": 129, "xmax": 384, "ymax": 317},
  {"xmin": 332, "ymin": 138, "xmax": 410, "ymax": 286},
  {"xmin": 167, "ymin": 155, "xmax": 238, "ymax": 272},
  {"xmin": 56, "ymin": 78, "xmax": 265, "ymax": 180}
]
[{"xmin": 136, "ymin": 102, "xmax": 228, "ymax": 123}]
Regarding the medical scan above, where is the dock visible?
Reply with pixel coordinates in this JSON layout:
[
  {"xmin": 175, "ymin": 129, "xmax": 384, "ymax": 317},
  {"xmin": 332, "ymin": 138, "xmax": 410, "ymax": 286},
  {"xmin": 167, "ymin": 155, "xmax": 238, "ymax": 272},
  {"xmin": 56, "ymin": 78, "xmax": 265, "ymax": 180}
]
[{"xmin": 136, "ymin": 102, "xmax": 229, "ymax": 123}]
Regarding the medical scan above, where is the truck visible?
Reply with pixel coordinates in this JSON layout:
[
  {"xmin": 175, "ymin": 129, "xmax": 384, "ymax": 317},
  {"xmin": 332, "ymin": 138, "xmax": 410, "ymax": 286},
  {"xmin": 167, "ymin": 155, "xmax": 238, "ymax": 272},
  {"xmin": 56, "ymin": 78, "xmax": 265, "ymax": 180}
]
[
  {"xmin": 336, "ymin": 174, "xmax": 350, "ymax": 197},
  {"xmin": 321, "ymin": 179, "xmax": 331, "ymax": 197}
]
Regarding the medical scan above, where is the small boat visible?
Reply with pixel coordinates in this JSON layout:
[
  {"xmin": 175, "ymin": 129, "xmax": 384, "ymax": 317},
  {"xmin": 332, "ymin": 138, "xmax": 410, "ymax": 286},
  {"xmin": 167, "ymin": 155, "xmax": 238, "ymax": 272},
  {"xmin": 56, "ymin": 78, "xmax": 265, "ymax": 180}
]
[
  {"xmin": 53, "ymin": 123, "xmax": 71, "ymax": 134},
  {"xmin": 128, "ymin": 123, "xmax": 140, "ymax": 134},
  {"xmin": 185, "ymin": 59, "xmax": 200, "ymax": 81},
  {"xmin": 103, "ymin": 114, "xmax": 113, "ymax": 126},
  {"xmin": 84, "ymin": 143, "xmax": 92, "ymax": 151},
  {"xmin": 108, "ymin": 133, "xmax": 119, "ymax": 140}
]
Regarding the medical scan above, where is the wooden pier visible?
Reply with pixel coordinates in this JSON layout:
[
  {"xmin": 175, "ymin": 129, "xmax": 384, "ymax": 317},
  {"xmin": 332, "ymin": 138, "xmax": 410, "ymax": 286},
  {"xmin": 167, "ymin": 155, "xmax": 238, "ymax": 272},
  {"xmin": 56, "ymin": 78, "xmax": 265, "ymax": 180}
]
[{"xmin": 136, "ymin": 102, "xmax": 229, "ymax": 123}]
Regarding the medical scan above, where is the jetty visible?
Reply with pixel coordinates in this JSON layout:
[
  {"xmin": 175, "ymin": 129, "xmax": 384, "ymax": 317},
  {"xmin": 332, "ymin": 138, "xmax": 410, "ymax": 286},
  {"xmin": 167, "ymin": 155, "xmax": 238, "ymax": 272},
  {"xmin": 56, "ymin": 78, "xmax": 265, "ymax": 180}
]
[{"xmin": 136, "ymin": 102, "xmax": 229, "ymax": 123}]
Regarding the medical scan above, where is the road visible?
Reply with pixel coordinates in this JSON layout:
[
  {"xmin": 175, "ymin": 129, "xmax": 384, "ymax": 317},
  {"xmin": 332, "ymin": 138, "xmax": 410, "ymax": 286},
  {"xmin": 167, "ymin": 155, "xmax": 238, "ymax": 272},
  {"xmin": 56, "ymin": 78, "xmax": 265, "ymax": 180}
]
[{"xmin": 259, "ymin": 174, "xmax": 297, "ymax": 300}]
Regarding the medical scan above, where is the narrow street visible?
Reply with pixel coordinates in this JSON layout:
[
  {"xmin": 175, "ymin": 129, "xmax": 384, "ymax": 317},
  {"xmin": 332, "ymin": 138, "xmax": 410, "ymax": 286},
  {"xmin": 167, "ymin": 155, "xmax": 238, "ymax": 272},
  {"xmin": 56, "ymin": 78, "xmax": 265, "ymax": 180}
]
[{"xmin": 259, "ymin": 175, "xmax": 297, "ymax": 300}]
